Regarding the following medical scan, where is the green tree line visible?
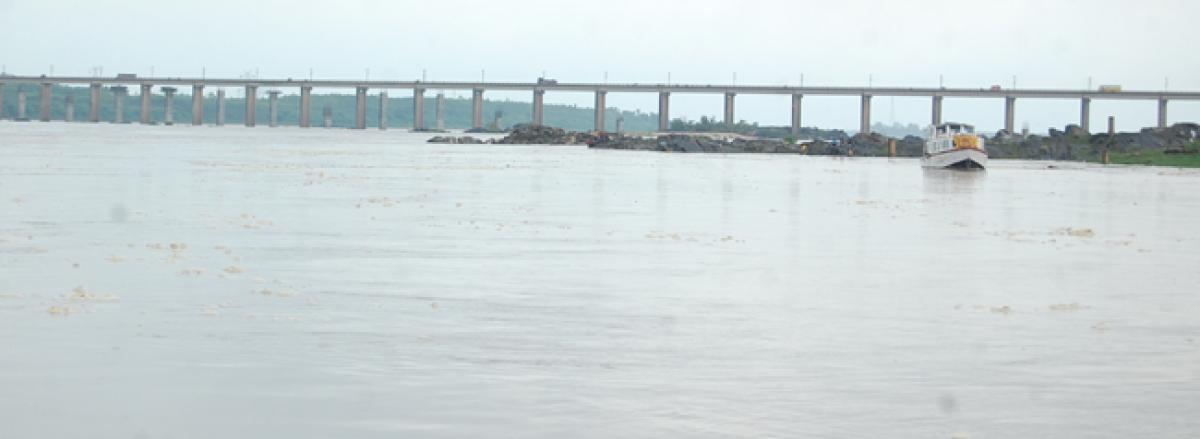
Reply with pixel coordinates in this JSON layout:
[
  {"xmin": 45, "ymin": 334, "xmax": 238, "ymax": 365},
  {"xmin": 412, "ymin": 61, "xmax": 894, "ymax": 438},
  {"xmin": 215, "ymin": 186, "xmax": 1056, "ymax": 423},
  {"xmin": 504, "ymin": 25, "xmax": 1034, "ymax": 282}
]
[{"xmin": 0, "ymin": 84, "xmax": 660, "ymax": 132}]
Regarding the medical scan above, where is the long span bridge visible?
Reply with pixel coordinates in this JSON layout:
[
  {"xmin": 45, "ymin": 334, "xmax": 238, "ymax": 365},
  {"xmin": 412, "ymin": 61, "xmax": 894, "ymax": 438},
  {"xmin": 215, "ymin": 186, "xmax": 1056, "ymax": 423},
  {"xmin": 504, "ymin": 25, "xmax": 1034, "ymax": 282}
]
[{"xmin": 2, "ymin": 75, "xmax": 1198, "ymax": 133}]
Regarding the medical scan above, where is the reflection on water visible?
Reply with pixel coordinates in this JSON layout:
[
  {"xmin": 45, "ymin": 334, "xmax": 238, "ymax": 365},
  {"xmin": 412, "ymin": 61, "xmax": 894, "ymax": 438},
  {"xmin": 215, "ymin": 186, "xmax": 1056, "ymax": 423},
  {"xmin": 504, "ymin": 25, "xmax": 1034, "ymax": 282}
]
[
  {"xmin": 1, "ymin": 123, "xmax": 1199, "ymax": 439},
  {"xmin": 922, "ymin": 167, "xmax": 987, "ymax": 195}
]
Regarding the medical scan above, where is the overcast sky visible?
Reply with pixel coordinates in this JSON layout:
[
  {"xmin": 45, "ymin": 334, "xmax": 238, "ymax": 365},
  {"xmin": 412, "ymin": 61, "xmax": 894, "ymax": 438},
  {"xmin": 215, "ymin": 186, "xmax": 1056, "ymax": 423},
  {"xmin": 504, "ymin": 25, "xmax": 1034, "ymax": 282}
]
[{"xmin": 2, "ymin": 0, "xmax": 1197, "ymax": 131}]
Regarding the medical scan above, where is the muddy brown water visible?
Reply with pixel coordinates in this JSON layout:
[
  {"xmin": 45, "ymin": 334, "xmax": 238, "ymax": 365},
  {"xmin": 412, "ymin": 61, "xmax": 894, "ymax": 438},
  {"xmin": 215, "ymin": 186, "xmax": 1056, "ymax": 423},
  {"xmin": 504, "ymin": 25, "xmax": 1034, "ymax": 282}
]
[{"xmin": 1, "ymin": 122, "xmax": 1198, "ymax": 438}]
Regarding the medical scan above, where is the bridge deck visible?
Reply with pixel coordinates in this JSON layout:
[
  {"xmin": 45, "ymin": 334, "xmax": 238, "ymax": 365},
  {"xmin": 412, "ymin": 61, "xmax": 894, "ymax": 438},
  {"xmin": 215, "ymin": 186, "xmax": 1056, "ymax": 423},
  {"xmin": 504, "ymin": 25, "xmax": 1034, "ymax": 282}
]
[{"xmin": 2, "ymin": 76, "xmax": 1198, "ymax": 100}]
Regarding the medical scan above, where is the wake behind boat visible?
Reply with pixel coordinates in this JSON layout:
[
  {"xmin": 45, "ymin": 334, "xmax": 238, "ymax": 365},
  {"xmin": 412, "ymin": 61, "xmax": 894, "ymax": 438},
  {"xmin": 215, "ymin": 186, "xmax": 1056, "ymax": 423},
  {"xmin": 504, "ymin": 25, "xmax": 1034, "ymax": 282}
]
[{"xmin": 923, "ymin": 122, "xmax": 988, "ymax": 169}]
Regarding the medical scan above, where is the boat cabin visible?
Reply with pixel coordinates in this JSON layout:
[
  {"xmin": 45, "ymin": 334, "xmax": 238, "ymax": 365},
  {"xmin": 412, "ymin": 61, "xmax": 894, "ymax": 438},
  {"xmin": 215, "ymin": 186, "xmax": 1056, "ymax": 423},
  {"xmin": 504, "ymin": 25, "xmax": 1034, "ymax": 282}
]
[
  {"xmin": 926, "ymin": 122, "xmax": 984, "ymax": 154},
  {"xmin": 933, "ymin": 122, "xmax": 976, "ymax": 136}
]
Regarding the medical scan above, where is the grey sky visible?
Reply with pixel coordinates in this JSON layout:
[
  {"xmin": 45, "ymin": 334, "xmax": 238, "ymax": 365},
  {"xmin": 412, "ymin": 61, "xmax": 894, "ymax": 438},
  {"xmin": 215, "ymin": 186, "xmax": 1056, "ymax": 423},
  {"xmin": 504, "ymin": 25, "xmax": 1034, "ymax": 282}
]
[{"xmin": 2, "ymin": 0, "xmax": 1197, "ymax": 131}]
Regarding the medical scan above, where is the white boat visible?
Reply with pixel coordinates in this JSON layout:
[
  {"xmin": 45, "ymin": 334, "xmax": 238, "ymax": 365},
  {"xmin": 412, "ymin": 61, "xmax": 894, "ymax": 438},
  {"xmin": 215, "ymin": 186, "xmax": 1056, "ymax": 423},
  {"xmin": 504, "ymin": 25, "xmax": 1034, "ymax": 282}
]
[{"xmin": 923, "ymin": 122, "xmax": 988, "ymax": 169}]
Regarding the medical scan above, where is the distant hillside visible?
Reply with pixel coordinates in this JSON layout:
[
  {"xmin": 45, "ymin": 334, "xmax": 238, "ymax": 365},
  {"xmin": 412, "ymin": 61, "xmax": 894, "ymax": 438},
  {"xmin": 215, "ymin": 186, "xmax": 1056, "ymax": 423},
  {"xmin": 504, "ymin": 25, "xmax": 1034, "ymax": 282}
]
[{"xmin": 0, "ymin": 85, "xmax": 660, "ymax": 132}]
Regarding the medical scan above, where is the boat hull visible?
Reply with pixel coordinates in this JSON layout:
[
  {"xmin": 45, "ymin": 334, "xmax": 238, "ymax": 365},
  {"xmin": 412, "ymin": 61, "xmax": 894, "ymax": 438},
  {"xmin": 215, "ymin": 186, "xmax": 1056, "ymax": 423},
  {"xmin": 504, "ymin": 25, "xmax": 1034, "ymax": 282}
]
[{"xmin": 922, "ymin": 149, "xmax": 987, "ymax": 169}]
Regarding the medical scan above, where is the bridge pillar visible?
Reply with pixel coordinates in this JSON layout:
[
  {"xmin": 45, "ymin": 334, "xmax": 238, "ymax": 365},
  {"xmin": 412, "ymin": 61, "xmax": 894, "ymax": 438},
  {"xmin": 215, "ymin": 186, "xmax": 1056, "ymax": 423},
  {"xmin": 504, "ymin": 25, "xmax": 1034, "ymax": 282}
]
[
  {"xmin": 323, "ymin": 104, "xmax": 333, "ymax": 128},
  {"xmin": 931, "ymin": 95, "xmax": 943, "ymax": 126},
  {"xmin": 413, "ymin": 88, "xmax": 426, "ymax": 130},
  {"xmin": 1080, "ymin": 97, "xmax": 1091, "ymax": 133},
  {"xmin": 39, "ymin": 83, "xmax": 53, "ymax": 122},
  {"xmin": 435, "ymin": 92, "xmax": 446, "ymax": 131},
  {"xmin": 1157, "ymin": 98, "xmax": 1168, "ymax": 128},
  {"xmin": 65, "ymin": 95, "xmax": 75, "ymax": 122},
  {"xmin": 244, "ymin": 85, "xmax": 258, "ymax": 127},
  {"xmin": 216, "ymin": 89, "xmax": 226, "ymax": 126},
  {"xmin": 594, "ymin": 90, "xmax": 606, "ymax": 132},
  {"xmin": 860, "ymin": 94, "xmax": 872, "ymax": 134},
  {"xmin": 299, "ymin": 86, "xmax": 312, "ymax": 128},
  {"xmin": 532, "ymin": 89, "xmax": 545, "ymax": 126},
  {"xmin": 724, "ymin": 92, "xmax": 736, "ymax": 125},
  {"xmin": 791, "ymin": 94, "xmax": 803, "ymax": 135},
  {"xmin": 0, "ymin": 83, "xmax": 4, "ymax": 120},
  {"xmin": 162, "ymin": 87, "xmax": 176, "ymax": 125},
  {"xmin": 353, "ymin": 86, "xmax": 367, "ymax": 129},
  {"xmin": 112, "ymin": 86, "xmax": 128, "ymax": 123},
  {"xmin": 267, "ymin": 90, "xmax": 280, "ymax": 127},
  {"xmin": 658, "ymin": 92, "xmax": 670, "ymax": 132},
  {"xmin": 136, "ymin": 85, "xmax": 152, "ymax": 124},
  {"xmin": 89, "ymin": 83, "xmax": 102, "ymax": 122},
  {"xmin": 1004, "ymin": 96, "xmax": 1016, "ymax": 133},
  {"xmin": 139, "ymin": 84, "xmax": 153, "ymax": 124},
  {"xmin": 16, "ymin": 88, "xmax": 27, "ymax": 120},
  {"xmin": 191, "ymin": 85, "xmax": 204, "ymax": 125},
  {"xmin": 378, "ymin": 91, "xmax": 389, "ymax": 130},
  {"xmin": 471, "ymin": 88, "xmax": 484, "ymax": 129}
]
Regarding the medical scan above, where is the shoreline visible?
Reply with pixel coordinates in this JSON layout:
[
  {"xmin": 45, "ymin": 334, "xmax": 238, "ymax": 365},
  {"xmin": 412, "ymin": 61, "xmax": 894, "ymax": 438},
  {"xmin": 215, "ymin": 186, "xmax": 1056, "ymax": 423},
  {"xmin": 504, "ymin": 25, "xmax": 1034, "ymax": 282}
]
[{"xmin": 429, "ymin": 124, "xmax": 1200, "ymax": 168}]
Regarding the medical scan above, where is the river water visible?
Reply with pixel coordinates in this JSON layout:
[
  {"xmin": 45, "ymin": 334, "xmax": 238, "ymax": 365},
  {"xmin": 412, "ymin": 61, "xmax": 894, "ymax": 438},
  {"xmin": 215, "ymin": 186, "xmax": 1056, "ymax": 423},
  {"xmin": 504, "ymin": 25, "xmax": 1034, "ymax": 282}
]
[{"xmin": 1, "ymin": 122, "xmax": 1198, "ymax": 438}]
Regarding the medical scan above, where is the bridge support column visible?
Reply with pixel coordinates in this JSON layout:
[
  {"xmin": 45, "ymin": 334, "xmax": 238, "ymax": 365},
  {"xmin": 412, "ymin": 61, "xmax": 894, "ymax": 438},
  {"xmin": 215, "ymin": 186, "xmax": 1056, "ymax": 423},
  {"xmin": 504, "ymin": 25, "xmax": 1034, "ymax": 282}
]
[
  {"xmin": 191, "ymin": 85, "xmax": 204, "ymax": 125},
  {"xmin": 352, "ymin": 86, "xmax": 367, "ymax": 128},
  {"xmin": 65, "ymin": 96, "xmax": 75, "ymax": 122},
  {"xmin": 471, "ymin": 88, "xmax": 484, "ymax": 129},
  {"xmin": 139, "ymin": 84, "xmax": 154, "ymax": 124},
  {"xmin": 594, "ymin": 90, "xmax": 606, "ymax": 132},
  {"xmin": 532, "ymin": 89, "xmax": 545, "ymax": 126},
  {"xmin": 435, "ymin": 92, "xmax": 445, "ymax": 131},
  {"xmin": 932, "ymin": 95, "xmax": 943, "ymax": 126},
  {"xmin": 1004, "ymin": 96, "xmax": 1016, "ymax": 133},
  {"xmin": 378, "ymin": 91, "xmax": 389, "ymax": 130},
  {"xmin": 791, "ymin": 94, "xmax": 803, "ymax": 135},
  {"xmin": 860, "ymin": 94, "xmax": 872, "ymax": 134},
  {"xmin": 658, "ymin": 92, "xmax": 670, "ymax": 132},
  {"xmin": 299, "ymin": 86, "xmax": 312, "ymax": 128},
  {"xmin": 244, "ymin": 85, "xmax": 258, "ymax": 127},
  {"xmin": 39, "ymin": 83, "xmax": 52, "ymax": 122},
  {"xmin": 162, "ymin": 87, "xmax": 176, "ymax": 125},
  {"xmin": 268, "ymin": 90, "xmax": 280, "ymax": 127},
  {"xmin": 112, "ymin": 86, "xmax": 128, "ymax": 123},
  {"xmin": 323, "ymin": 104, "xmax": 333, "ymax": 128},
  {"xmin": 89, "ymin": 83, "xmax": 102, "ymax": 122},
  {"xmin": 413, "ymin": 88, "xmax": 426, "ymax": 130},
  {"xmin": 724, "ymin": 92, "xmax": 736, "ymax": 125},
  {"xmin": 1080, "ymin": 97, "xmax": 1091, "ymax": 133},
  {"xmin": 216, "ymin": 89, "xmax": 226, "ymax": 126},
  {"xmin": 1157, "ymin": 98, "xmax": 1168, "ymax": 128},
  {"xmin": 0, "ymin": 84, "xmax": 4, "ymax": 120},
  {"xmin": 17, "ymin": 89, "xmax": 27, "ymax": 120},
  {"xmin": 354, "ymin": 86, "xmax": 367, "ymax": 129}
]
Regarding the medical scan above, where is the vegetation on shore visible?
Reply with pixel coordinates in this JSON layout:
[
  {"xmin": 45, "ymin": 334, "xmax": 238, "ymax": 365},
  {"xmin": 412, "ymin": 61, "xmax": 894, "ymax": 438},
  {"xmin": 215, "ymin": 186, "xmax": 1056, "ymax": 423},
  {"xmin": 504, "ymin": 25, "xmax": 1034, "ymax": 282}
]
[
  {"xmin": 0, "ymin": 85, "xmax": 660, "ymax": 132},
  {"xmin": 985, "ymin": 125, "xmax": 1200, "ymax": 168},
  {"xmin": 1100, "ymin": 143, "xmax": 1200, "ymax": 167}
]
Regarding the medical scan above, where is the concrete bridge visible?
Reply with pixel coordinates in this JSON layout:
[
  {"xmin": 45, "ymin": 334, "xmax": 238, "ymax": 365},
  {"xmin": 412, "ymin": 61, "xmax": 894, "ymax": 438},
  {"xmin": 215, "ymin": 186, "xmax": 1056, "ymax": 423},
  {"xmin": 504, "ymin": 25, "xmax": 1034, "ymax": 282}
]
[{"xmin": 3, "ymin": 75, "xmax": 1199, "ymax": 133}]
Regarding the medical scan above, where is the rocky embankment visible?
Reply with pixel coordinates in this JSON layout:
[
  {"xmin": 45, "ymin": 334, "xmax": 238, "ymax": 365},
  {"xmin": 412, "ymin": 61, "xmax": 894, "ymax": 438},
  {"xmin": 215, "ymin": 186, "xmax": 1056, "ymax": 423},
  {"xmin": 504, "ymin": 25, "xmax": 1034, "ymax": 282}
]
[
  {"xmin": 430, "ymin": 123, "xmax": 1200, "ymax": 163},
  {"xmin": 589, "ymin": 132, "xmax": 925, "ymax": 156},
  {"xmin": 492, "ymin": 125, "xmax": 600, "ymax": 145},
  {"xmin": 428, "ymin": 125, "xmax": 598, "ymax": 146},
  {"xmin": 427, "ymin": 136, "xmax": 485, "ymax": 144},
  {"xmin": 986, "ymin": 123, "xmax": 1200, "ymax": 161},
  {"xmin": 431, "ymin": 124, "xmax": 924, "ymax": 156}
]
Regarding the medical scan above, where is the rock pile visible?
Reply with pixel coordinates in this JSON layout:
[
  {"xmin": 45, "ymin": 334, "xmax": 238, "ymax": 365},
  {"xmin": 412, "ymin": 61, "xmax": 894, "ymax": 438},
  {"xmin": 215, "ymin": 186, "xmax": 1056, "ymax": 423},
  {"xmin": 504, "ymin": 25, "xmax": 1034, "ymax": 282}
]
[
  {"xmin": 427, "ymin": 136, "xmax": 484, "ymax": 144},
  {"xmin": 986, "ymin": 122, "xmax": 1200, "ymax": 160},
  {"xmin": 591, "ymin": 134, "xmax": 841, "ymax": 155},
  {"xmin": 492, "ymin": 124, "xmax": 600, "ymax": 145}
]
